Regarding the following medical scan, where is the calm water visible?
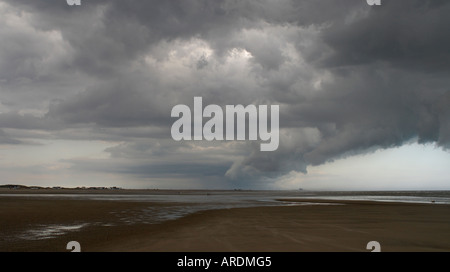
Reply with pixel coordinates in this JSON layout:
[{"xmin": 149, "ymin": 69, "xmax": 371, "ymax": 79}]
[{"xmin": 2, "ymin": 190, "xmax": 450, "ymax": 241}]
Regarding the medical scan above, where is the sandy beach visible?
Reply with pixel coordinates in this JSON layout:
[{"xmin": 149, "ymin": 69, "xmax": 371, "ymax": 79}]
[
  {"xmin": 93, "ymin": 200, "xmax": 450, "ymax": 252},
  {"xmin": 1, "ymin": 191, "xmax": 450, "ymax": 252}
]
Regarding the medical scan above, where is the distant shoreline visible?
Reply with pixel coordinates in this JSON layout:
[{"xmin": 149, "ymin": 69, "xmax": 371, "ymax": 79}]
[
  {"xmin": 1, "ymin": 187, "xmax": 450, "ymax": 197},
  {"xmin": 0, "ymin": 188, "xmax": 272, "ymax": 196}
]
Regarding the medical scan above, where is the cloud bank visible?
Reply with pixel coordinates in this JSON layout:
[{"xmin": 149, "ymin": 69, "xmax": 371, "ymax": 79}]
[{"xmin": 0, "ymin": 0, "xmax": 449, "ymax": 188}]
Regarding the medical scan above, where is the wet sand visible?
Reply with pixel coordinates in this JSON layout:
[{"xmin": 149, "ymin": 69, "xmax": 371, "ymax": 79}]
[{"xmin": 1, "ymin": 193, "xmax": 450, "ymax": 252}]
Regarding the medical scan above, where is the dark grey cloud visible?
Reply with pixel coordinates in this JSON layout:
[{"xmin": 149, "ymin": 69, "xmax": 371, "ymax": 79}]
[
  {"xmin": 319, "ymin": 0, "xmax": 450, "ymax": 71},
  {"xmin": 0, "ymin": 129, "xmax": 21, "ymax": 144},
  {"xmin": 0, "ymin": 112, "xmax": 61, "ymax": 130},
  {"xmin": 46, "ymin": 80, "xmax": 171, "ymax": 127},
  {"xmin": 0, "ymin": 0, "xmax": 449, "ymax": 188}
]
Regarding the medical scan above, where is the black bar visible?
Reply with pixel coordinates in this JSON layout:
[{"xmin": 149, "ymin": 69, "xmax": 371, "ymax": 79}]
[{"xmin": 2, "ymin": 252, "xmax": 447, "ymax": 271}]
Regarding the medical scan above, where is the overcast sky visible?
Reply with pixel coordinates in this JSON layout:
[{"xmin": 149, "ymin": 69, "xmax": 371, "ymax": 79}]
[{"xmin": 0, "ymin": 0, "xmax": 449, "ymax": 190}]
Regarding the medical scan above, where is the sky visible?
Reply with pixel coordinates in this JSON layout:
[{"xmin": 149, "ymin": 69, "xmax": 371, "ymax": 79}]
[{"xmin": 0, "ymin": 0, "xmax": 449, "ymax": 190}]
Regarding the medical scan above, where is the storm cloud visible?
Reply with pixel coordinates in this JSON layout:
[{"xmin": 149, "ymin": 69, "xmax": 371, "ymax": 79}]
[{"xmin": 0, "ymin": 0, "xmax": 449, "ymax": 188}]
